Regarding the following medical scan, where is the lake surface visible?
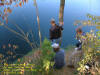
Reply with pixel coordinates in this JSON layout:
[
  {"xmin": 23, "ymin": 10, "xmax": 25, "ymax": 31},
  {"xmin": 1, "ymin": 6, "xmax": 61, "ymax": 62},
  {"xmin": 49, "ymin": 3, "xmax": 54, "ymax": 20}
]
[{"xmin": 0, "ymin": 0, "xmax": 100, "ymax": 62}]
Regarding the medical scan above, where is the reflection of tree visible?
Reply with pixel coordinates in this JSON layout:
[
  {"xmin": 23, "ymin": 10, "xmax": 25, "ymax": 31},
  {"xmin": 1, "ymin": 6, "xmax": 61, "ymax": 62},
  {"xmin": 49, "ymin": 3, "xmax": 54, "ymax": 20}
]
[
  {"xmin": 0, "ymin": 0, "xmax": 39, "ymax": 64},
  {"xmin": 59, "ymin": 0, "xmax": 65, "ymax": 25},
  {"xmin": 0, "ymin": 0, "xmax": 28, "ymax": 6},
  {"xmin": 0, "ymin": 0, "xmax": 29, "ymax": 24},
  {"xmin": 0, "ymin": 0, "xmax": 38, "ymax": 49},
  {"xmin": 0, "ymin": 44, "xmax": 19, "ymax": 64}
]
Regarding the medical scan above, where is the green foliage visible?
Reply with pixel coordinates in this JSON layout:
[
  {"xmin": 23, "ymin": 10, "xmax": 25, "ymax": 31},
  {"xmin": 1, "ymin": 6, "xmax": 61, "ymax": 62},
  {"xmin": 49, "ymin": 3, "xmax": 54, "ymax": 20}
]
[
  {"xmin": 33, "ymin": 38, "xmax": 55, "ymax": 75},
  {"xmin": 77, "ymin": 31, "xmax": 98, "ymax": 72},
  {"xmin": 74, "ymin": 14, "xmax": 100, "ymax": 27},
  {"xmin": 76, "ymin": 14, "xmax": 100, "ymax": 75},
  {"xmin": 41, "ymin": 38, "xmax": 55, "ymax": 61}
]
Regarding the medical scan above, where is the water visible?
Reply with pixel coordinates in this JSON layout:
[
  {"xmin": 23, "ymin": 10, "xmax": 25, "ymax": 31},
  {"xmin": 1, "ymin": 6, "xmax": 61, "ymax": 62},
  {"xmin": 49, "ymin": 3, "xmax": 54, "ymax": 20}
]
[{"xmin": 0, "ymin": 0, "xmax": 100, "ymax": 62}]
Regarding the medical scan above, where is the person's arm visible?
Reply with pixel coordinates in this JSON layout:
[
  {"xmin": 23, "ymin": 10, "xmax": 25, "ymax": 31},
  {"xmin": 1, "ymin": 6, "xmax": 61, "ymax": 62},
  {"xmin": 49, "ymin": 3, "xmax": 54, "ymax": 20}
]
[
  {"xmin": 59, "ymin": 22, "xmax": 64, "ymax": 27},
  {"xmin": 49, "ymin": 29, "xmax": 52, "ymax": 40},
  {"xmin": 54, "ymin": 54, "xmax": 59, "ymax": 65},
  {"xmin": 59, "ymin": 25, "xmax": 63, "ymax": 31},
  {"xmin": 57, "ymin": 23, "xmax": 64, "ymax": 31}
]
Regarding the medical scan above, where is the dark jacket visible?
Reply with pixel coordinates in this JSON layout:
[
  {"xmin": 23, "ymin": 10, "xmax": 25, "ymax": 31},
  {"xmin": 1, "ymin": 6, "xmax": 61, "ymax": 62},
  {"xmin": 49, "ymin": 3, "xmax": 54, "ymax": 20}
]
[{"xmin": 49, "ymin": 25, "xmax": 63, "ymax": 40}]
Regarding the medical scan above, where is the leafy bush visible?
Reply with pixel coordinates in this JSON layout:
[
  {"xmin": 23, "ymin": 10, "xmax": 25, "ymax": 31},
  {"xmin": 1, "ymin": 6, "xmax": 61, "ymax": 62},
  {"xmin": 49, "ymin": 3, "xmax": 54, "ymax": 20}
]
[
  {"xmin": 33, "ymin": 38, "xmax": 55, "ymax": 75},
  {"xmin": 76, "ymin": 14, "xmax": 100, "ymax": 75}
]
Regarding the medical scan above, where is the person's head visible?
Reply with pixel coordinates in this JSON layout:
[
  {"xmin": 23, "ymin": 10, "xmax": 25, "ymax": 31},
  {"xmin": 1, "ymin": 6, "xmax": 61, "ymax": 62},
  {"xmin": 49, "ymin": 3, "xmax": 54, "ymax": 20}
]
[
  {"xmin": 51, "ymin": 43, "xmax": 60, "ymax": 52},
  {"xmin": 50, "ymin": 18, "xmax": 56, "ymax": 26},
  {"xmin": 76, "ymin": 28, "xmax": 83, "ymax": 34}
]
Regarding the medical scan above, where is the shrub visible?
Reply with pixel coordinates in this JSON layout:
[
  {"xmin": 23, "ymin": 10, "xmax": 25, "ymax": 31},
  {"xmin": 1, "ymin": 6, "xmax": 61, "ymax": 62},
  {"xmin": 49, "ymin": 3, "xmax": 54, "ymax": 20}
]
[
  {"xmin": 33, "ymin": 38, "xmax": 55, "ymax": 75},
  {"xmin": 76, "ymin": 14, "xmax": 100, "ymax": 75}
]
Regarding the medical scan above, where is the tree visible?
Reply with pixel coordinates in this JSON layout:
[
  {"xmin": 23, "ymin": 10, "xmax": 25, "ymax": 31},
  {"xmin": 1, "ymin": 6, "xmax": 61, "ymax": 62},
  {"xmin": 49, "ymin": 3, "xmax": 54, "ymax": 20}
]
[
  {"xmin": 34, "ymin": 0, "xmax": 42, "ymax": 48},
  {"xmin": 59, "ymin": 0, "xmax": 65, "ymax": 25}
]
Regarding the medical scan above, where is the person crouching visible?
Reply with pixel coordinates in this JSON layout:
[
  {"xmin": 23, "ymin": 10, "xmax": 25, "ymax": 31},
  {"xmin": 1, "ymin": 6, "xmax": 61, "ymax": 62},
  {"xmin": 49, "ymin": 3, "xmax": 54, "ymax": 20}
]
[{"xmin": 51, "ymin": 43, "xmax": 65, "ymax": 69}]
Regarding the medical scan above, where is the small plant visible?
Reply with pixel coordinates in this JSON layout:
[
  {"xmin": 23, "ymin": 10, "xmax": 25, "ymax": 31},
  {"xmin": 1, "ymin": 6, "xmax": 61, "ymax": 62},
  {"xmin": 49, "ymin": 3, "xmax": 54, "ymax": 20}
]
[{"xmin": 34, "ymin": 38, "xmax": 55, "ymax": 75}]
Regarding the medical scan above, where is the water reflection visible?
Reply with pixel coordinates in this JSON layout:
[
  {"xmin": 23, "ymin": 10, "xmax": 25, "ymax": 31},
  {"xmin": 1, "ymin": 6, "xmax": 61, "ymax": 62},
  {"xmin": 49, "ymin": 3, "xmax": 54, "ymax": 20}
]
[
  {"xmin": 0, "ymin": 0, "xmax": 29, "ymax": 25},
  {"xmin": 0, "ymin": 0, "xmax": 28, "ymax": 6},
  {"xmin": 0, "ymin": 0, "xmax": 36, "ymax": 63},
  {"xmin": 0, "ymin": 43, "xmax": 19, "ymax": 64}
]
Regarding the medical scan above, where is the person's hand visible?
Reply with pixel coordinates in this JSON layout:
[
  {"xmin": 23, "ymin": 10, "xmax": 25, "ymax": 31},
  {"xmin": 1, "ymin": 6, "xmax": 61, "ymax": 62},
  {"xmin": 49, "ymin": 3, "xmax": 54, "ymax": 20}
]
[{"xmin": 59, "ymin": 22, "xmax": 64, "ymax": 26}]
